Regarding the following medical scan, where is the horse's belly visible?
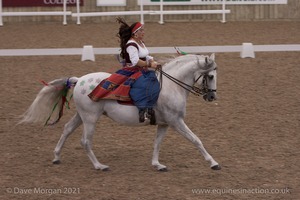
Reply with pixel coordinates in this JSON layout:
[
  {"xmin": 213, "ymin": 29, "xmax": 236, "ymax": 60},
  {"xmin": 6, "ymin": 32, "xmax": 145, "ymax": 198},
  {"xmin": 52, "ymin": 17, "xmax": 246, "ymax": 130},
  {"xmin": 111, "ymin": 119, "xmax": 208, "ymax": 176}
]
[{"xmin": 103, "ymin": 101, "xmax": 144, "ymax": 126}]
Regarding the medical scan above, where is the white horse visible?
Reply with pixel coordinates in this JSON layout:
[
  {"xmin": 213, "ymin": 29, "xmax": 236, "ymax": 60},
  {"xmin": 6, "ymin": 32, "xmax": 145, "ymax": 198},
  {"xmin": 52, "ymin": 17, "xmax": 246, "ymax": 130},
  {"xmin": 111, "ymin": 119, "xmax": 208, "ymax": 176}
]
[{"xmin": 20, "ymin": 53, "xmax": 220, "ymax": 171}]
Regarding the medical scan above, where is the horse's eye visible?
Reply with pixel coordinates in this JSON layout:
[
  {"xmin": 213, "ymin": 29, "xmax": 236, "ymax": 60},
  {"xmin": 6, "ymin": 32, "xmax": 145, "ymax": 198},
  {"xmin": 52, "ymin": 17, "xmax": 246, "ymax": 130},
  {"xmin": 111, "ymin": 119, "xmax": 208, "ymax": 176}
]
[{"xmin": 208, "ymin": 75, "xmax": 214, "ymax": 80}]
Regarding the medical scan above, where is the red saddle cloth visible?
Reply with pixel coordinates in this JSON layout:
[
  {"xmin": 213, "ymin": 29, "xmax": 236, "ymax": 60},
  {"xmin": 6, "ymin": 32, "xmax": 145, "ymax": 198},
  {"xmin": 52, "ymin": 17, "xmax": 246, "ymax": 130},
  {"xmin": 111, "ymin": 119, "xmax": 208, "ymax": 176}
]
[{"xmin": 88, "ymin": 67, "xmax": 143, "ymax": 102}]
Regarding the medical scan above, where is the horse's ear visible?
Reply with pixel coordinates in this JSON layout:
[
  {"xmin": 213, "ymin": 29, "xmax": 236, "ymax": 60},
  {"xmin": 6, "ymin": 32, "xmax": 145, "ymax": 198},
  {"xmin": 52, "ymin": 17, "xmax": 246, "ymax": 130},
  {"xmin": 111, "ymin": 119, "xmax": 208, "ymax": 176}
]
[{"xmin": 210, "ymin": 53, "xmax": 215, "ymax": 61}]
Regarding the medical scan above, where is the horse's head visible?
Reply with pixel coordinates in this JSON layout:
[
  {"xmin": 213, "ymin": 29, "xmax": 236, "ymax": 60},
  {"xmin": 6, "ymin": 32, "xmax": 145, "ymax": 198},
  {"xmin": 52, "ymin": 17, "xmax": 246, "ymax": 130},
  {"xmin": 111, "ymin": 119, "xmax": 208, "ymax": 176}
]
[
  {"xmin": 159, "ymin": 53, "xmax": 217, "ymax": 102},
  {"xmin": 195, "ymin": 53, "xmax": 217, "ymax": 102}
]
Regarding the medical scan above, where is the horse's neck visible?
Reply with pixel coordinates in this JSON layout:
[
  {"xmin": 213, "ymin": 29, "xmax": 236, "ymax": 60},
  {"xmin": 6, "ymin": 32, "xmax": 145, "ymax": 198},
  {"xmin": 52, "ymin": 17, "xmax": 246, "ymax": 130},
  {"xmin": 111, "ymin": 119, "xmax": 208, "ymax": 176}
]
[
  {"xmin": 162, "ymin": 56, "xmax": 197, "ymax": 86},
  {"xmin": 157, "ymin": 56, "xmax": 199, "ymax": 102}
]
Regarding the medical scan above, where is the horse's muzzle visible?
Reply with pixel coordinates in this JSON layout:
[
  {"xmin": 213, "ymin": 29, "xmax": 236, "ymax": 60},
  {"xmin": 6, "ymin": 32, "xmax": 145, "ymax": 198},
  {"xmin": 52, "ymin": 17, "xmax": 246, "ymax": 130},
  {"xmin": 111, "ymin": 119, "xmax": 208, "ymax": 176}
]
[{"xmin": 203, "ymin": 91, "xmax": 217, "ymax": 102}]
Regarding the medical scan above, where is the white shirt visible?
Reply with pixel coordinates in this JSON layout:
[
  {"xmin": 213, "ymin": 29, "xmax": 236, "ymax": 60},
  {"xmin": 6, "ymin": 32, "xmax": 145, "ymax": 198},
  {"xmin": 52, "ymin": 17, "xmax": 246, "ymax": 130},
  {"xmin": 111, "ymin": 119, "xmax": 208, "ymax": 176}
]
[{"xmin": 126, "ymin": 40, "xmax": 153, "ymax": 66}]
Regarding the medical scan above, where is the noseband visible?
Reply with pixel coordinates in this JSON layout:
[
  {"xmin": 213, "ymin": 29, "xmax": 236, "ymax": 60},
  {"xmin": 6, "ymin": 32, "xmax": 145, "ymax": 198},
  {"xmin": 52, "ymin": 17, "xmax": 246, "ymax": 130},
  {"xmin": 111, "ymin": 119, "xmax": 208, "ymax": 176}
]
[{"xmin": 195, "ymin": 71, "xmax": 217, "ymax": 95}]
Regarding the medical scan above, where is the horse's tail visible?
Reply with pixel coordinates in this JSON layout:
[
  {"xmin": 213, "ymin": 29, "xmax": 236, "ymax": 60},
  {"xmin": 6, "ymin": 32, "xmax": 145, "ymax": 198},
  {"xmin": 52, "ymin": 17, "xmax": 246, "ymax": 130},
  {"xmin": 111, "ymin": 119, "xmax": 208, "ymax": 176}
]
[{"xmin": 19, "ymin": 77, "xmax": 78, "ymax": 126}]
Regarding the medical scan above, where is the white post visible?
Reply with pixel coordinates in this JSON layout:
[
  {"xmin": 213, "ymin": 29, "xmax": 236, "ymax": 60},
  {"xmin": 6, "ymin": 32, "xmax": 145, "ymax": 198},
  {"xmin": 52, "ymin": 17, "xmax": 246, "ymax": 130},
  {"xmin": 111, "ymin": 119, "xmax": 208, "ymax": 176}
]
[
  {"xmin": 140, "ymin": 0, "xmax": 144, "ymax": 24},
  {"xmin": 159, "ymin": 0, "xmax": 164, "ymax": 24},
  {"xmin": 63, "ymin": 0, "xmax": 67, "ymax": 25},
  {"xmin": 0, "ymin": 0, "xmax": 3, "ymax": 26},
  {"xmin": 76, "ymin": 0, "xmax": 81, "ymax": 25},
  {"xmin": 81, "ymin": 45, "xmax": 95, "ymax": 61},
  {"xmin": 221, "ymin": 0, "xmax": 226, "ymax": 23},
  {"xmin": 241, "ymin": 43, "xmax": 255, "ymax": 58}
]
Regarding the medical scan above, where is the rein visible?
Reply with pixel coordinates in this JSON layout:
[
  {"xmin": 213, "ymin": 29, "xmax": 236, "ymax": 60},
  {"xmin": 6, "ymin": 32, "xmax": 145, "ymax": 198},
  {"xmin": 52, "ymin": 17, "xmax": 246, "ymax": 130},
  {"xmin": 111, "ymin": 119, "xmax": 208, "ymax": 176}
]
[{"xmin": 157, "ymin": 66, "xmax": 212, "ymax": 96}]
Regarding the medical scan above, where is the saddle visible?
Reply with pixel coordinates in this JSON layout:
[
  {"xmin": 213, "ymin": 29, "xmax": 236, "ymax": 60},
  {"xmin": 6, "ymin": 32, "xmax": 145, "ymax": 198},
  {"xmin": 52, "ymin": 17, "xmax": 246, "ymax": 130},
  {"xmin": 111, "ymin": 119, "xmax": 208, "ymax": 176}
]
[{"xmin": 88, "ymin": 66, "xmax": 158, "ymax": 125}]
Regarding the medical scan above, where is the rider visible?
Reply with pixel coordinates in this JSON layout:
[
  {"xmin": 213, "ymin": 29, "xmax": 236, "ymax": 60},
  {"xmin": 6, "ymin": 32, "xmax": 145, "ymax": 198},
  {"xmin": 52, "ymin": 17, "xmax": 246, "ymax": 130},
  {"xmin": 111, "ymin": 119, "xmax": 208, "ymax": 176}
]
[{"xmin": 89, "ymin": 17, "xmax": 160, "ymax": 124}]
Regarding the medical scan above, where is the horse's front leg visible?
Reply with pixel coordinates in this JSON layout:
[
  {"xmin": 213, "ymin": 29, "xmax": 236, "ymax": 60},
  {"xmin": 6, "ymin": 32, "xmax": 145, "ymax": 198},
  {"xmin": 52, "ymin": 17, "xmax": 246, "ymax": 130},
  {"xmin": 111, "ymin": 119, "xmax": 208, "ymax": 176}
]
[
  {"xmin": 172, "ymin": 119, "xmax": 221, "ymax": 170},
  {"xmin": 152, "ymin": 124, "xmax": 169, "ymax": 171}
]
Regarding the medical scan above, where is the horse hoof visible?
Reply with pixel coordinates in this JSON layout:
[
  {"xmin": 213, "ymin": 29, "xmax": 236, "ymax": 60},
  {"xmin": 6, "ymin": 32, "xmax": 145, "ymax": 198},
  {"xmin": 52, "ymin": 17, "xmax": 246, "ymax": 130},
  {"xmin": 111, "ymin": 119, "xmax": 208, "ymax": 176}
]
[
  {"xmin": 96, "ymin": 166, "xmax": 110, "ymax": 171},
  {"xmin": 53, "ymin": 160, "xmax": 61, "ymax": 165},
  {"xmin": 211, "ymin": 165, "xmax": 221, "ymax": 170},
  {"xmin": 101, "ymin": 167, "xmax": 110, "ymax": 172},
  {"xmin": 158, "ymin": 167, "xmax": 168, "ymax": 172}
]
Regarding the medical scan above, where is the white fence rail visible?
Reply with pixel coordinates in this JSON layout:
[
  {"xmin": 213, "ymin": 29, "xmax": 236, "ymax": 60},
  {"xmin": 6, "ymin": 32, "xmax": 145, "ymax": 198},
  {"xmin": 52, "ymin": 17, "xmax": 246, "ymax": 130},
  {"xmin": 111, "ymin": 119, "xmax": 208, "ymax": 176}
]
[
  {"xmin": 73, "ymin": 0, "xmax": 230, "ymax": 24},
  {"xmin": 0, "ymin": 0, "xmax": 289, "ymax": 26},
  {"xmin": 0, "ymin": 44, "xmax": 299, "ymax": 57},
  {"xmin": 139, "ymin": 0, "xmax": 287, "ymax": 5},
  {"xmin": 0, "ymin": 0, "xmax": 231, "ymax": 26}
]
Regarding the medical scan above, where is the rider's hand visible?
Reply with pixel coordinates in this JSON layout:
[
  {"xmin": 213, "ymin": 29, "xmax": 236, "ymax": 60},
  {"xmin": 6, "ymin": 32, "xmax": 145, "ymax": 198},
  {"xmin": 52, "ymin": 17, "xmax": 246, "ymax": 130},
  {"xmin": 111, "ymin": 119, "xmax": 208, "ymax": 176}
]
[{"xmin": 150, "ymin": 61, "xmax": 158, "ymax": 69}]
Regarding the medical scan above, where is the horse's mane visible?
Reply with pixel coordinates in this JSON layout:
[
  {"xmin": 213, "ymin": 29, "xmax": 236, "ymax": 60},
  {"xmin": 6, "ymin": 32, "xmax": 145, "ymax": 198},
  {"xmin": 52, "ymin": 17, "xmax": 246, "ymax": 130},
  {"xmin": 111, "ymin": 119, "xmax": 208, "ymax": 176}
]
[{"xmin": 161, "ymin": 54, "xmax": 207, "ymax": 71}]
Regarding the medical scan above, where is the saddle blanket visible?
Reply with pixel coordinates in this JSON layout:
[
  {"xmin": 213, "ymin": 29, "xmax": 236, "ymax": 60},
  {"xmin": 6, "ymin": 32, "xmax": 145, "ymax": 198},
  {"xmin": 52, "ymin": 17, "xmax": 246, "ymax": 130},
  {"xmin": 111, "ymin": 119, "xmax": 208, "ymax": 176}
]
[{"xmin": 88, "ymin": 67, "xmax": 142, "ymax": 102}]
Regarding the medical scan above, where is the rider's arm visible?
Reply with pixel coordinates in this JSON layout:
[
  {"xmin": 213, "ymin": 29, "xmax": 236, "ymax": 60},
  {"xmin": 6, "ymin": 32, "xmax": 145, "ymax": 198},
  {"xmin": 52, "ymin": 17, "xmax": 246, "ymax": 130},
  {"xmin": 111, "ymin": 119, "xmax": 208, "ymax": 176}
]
[{"xmin": 127, "ymin": 46, "xmax": 157, "ymax": 68}]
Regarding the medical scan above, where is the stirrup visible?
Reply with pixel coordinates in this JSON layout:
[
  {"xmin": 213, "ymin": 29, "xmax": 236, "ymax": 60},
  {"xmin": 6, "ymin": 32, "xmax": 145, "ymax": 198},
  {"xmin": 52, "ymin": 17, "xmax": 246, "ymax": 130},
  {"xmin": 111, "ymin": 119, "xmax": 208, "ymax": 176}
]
[
  {"xmin": 139, "ymin": 109, "xmax": 146, "ymax": 123},
  {"xmin": 147, "ymin": 108, "xmax": 156, "ymax": 125}
]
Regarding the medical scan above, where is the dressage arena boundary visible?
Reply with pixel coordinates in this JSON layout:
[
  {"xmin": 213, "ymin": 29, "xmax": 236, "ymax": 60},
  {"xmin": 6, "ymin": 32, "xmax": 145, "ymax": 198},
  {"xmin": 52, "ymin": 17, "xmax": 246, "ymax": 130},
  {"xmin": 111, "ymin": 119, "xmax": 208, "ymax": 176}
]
[{"xmin": 0, "ymin": 44, "xmax": 299, "ymax": 60}]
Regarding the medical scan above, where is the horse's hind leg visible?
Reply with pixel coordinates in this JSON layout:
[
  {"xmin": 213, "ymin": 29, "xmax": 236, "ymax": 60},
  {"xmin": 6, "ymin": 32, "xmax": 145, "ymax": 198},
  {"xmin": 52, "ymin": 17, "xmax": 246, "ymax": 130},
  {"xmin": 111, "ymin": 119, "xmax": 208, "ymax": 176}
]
[
  {"xmin": 53, "ymin": 112, "xmax": 82, "ymax": 164},
  {"xmin": 81, "ymin": 118, "xmax": 109, "ymax": 171}
]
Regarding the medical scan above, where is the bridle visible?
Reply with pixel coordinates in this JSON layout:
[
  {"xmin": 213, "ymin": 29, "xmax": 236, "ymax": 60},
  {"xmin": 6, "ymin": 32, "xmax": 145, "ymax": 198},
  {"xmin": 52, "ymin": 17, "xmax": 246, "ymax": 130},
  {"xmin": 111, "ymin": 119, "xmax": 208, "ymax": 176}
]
[
  {"xmin": 157, "ymin": 66, "xmax": 217, "ymax": 97},
  {"xmin": 196, "ymin": 70, "xmax": 217, "ymax": 95}
]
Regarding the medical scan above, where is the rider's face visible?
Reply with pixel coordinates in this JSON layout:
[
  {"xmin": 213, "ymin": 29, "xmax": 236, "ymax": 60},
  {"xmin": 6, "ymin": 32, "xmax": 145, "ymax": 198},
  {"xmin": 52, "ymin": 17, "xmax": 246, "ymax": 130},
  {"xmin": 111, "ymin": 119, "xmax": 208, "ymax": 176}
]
[{"xmin": 135, "ymin": 28, "xmax": 145, "ymax": 40}]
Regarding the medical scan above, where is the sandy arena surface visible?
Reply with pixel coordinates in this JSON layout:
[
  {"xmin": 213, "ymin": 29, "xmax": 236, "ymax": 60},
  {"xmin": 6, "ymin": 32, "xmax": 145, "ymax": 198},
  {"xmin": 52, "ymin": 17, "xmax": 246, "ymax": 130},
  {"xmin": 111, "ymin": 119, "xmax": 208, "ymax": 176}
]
[{"xmin": 0, "ymin": 21, "xmax": 299, "ymax": 199}]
